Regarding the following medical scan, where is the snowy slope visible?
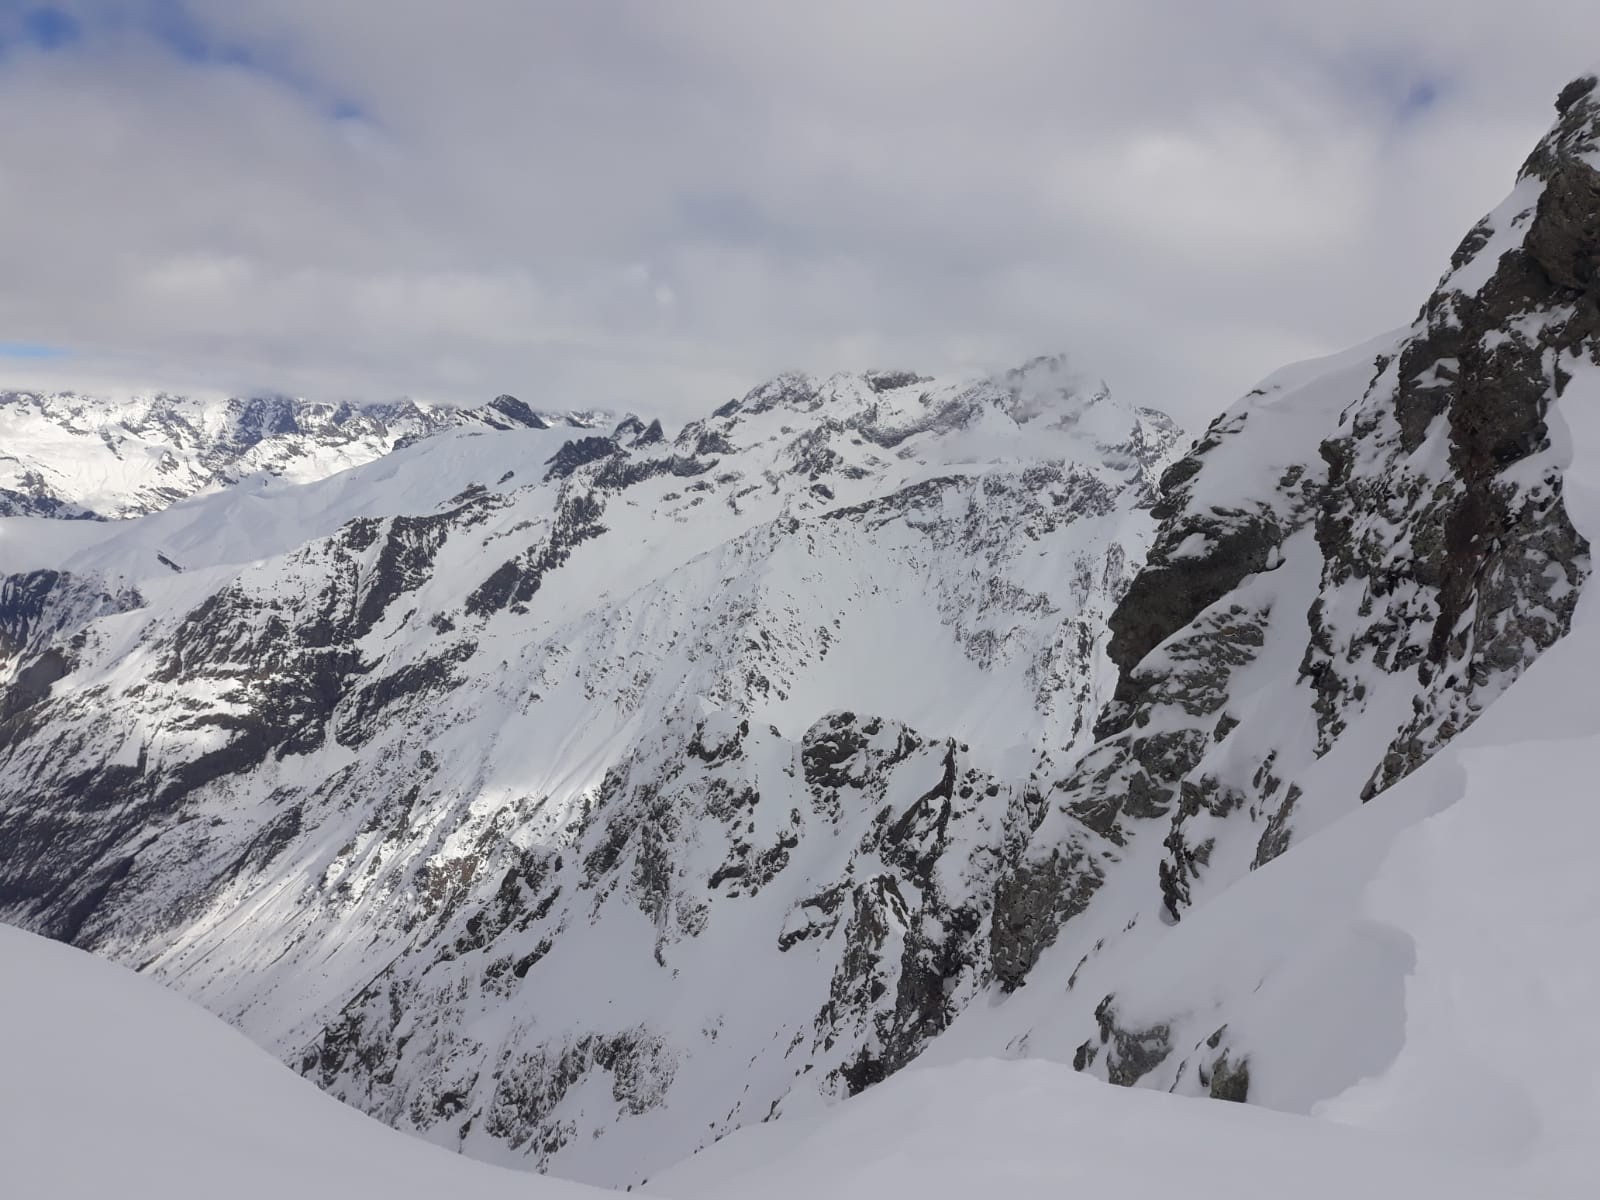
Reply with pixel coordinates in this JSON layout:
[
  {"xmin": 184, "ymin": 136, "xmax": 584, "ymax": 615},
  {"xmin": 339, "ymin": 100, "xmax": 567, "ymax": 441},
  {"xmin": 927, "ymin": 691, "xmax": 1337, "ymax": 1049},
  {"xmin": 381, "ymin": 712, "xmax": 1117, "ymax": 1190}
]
[
  {"xmin": 0, "ymin": 923, "xmax": 609, "ymax": 1200},
  {"xmin": 0, "ymin": 388, "xmax": 599, "ymax": 519},
  {"xmin": 4, "ymin": 921, "xmax": 1511, "ymax": 1200},
  {"xmin": 650, "ymin": 1057, "xmax": 1505, "ymax": 1200},
  {"xmin": 0, "ymin": 356, "xmax": 1179, "ymax": 1185},
  {"xmin": 891, "ymin": 350, "xmax": 1600, "ymax": 1200}
]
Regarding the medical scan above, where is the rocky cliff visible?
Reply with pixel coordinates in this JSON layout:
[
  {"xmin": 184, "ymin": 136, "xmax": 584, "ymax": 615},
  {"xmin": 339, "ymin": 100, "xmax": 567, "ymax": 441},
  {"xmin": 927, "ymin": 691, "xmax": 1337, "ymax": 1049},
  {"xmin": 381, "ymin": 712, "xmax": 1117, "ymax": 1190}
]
[{"xmin": 989, "ymin": 71, "xmax": 1598, "ymax": 1103}]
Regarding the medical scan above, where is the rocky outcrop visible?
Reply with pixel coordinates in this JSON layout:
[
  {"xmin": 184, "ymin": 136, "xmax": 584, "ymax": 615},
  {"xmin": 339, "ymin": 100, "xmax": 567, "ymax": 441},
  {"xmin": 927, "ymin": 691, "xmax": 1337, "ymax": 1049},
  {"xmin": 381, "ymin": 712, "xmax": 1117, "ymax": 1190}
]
[{"xmin": 1310, "ymin": 76, "xmax": 1599, "ymax": 801}]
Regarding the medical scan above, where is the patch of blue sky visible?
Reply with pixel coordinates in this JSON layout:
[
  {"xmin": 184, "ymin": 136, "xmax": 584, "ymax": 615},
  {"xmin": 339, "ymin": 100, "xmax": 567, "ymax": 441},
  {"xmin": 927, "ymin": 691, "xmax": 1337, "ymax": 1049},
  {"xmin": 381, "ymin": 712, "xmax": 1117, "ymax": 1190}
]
[
  {"xmin": 0, "ymin": 1, "xmax": 368, "ymax": 122},
  {"xmin": 0, "ymin": 342, "xmax": 70, "ymax": 359},
  {"xmin": 19, "ymin": 5, "xmax": 82, "ymax": 50}
]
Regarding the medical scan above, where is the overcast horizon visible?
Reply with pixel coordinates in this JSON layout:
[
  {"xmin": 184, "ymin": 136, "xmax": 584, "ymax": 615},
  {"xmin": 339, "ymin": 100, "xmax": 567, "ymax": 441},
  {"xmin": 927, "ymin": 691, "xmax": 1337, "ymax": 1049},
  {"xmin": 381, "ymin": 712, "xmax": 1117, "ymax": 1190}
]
[{"xmin": 2, "ymin": 1, "xmax": 1598, "ymax": 430}]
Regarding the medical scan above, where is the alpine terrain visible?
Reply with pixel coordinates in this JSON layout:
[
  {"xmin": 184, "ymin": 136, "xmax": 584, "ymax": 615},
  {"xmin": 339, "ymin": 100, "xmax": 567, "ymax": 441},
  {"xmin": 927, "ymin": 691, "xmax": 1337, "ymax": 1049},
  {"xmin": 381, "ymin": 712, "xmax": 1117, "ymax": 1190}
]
[
  {"xmin": 0, "ymin": 388, "xmax": 604, "ymax": 520},
  {"xmin": 3, "ymin": 69, "xmax": 1600, "ymax": 1200}
]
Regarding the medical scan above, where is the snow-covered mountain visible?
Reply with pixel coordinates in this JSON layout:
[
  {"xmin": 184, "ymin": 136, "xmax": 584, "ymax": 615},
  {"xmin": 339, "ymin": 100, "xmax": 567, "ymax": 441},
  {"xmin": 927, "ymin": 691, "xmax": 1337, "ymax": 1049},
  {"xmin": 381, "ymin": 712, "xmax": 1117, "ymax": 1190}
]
[
  {"xmin": 893, "ymin": 73, "xmax": 1600, "ymax": 1192},
  {"xmin": 976, "ymin": 64, "xmax": 1599, "ymax": 1069},
  {"xmin": 0, "ymin": 356, "xmax": 1178, "ymax": 1183},
  {"xmin": 4, "ymin": 68, "xmax": 1599, "ymax": 1200},
  {"xmin": 0, "ymin": 388, "xmax": 607, "ymax": 520}
]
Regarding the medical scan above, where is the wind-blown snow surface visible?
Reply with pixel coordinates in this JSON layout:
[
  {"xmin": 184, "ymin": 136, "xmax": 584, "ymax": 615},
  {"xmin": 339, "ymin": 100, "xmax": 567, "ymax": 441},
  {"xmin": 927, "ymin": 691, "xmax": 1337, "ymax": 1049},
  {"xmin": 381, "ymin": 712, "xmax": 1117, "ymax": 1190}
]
[
  {"xmin": 0, "ymin": 923, "xmax": 605, "ymax": 1200},
  {"xmin": 0, "ymin": 358, "xmax": 1179, "ymax": 1185},
  {"xmin": 0, "ymin": 388, "xmax": 593, "ymax": 519}
]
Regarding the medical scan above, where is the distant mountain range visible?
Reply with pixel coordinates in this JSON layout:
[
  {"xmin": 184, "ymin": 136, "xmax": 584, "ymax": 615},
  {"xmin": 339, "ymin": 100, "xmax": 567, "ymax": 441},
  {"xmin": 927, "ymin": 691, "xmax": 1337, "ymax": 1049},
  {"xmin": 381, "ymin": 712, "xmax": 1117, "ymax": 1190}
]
[{"xmin": 0, "ymin": 389, "xmax": 609, "ymax": 519}]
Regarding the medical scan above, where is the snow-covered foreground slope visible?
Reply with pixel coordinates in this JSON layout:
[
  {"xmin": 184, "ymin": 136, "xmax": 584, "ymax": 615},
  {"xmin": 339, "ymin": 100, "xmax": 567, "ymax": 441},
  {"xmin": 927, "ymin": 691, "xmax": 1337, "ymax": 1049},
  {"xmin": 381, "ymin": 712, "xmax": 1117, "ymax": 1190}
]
[
  {"xmin": 7, "ymin": 919, "xmax": 1509, "ymax": 1200},
  {"xmin": 0, "ymin": 923, "xmax": 605, "ymax": 1200},
  {"xmin": 0, "ymin": 388, "xmax": 596, "ymax": 519},
  {"xmin": 651, "ymin": 1057, "xmax": 1504, "ymax": 1200}
]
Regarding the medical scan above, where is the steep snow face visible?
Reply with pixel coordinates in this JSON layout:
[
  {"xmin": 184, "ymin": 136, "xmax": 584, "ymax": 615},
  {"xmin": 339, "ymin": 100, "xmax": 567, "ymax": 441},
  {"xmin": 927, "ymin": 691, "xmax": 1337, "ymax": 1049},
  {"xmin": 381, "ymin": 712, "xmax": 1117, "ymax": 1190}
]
[
  {"xmin": 0, "ymin": 923, "xmax": 611, "ymax": 1200},
  {"xmin": 0, "ymin": 389, "xmax": 597, "ymax": 519},
  {"xmin": 948, "ymin": 71, "xmax": 1600, "ymax": 1145},
  {"xmin": 0, "ymin": 358, "xmax": 1179, "ymax": 1185}
]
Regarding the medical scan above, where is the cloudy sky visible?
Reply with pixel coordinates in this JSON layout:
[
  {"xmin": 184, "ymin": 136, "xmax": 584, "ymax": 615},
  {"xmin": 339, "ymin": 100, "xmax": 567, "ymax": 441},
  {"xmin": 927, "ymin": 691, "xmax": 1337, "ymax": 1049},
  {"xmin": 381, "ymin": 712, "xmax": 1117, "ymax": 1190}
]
[{"xmin": 0, "ymin": 1, "xmax": 1596, "ymax": 428}]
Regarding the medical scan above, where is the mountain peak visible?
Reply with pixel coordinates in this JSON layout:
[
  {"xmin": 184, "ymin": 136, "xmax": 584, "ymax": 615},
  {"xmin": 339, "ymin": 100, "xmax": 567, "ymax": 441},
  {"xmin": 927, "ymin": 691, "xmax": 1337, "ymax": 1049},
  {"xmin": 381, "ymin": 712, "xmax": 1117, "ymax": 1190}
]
[{"xmin": 1554, "ymin": 70, "xmax": 1598, "ymax": 116}]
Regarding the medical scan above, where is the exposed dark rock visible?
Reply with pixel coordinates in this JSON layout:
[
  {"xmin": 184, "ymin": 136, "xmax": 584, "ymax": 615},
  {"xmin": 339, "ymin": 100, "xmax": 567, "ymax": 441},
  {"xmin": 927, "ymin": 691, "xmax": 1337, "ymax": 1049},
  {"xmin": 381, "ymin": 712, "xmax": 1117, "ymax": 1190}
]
[
  {"xmin": 1206, "ymin": 1052, "xmax": 1250, "ymax": 1102},
  {"xmin": 864, "ymin": 370, "xmax": 930, "ymax": 393},
  {"xmin": 1100, "ymin": 512, "xmax": 1283, "ymax": 727},
  {"xmin": 990, "ymin": 845, "xmax": 1102, "ymax": 990},
  {"xmin": 465, "ymin": 492, "xmax": 606, "ymax": 617},
  {"xmin": 0, "ymin": 647, "xmax": 70, "ymax": 722},
  {"xmin": 487, "ymin": 394, "xmax": 550, "ymax": 429},
  {"xmin": 544, "ymin": 436, "xmax": 618, "ymax": 482},
  {"xmin": 1076, "ymin": 996, "xmax": 1172, "ymax": 1086}
]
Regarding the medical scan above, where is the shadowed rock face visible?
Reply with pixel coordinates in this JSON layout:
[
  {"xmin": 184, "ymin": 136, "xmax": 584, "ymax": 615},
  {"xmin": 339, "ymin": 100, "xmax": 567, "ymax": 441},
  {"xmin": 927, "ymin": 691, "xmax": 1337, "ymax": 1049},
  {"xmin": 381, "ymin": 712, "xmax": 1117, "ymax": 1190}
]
[
  {"xmin": 1318, "ymin": 76, "xmax": 1598, "ymax": 801},
  {"xmin": 1100, "ymin": 507, "xmax": 1285, "ymax": 737}
]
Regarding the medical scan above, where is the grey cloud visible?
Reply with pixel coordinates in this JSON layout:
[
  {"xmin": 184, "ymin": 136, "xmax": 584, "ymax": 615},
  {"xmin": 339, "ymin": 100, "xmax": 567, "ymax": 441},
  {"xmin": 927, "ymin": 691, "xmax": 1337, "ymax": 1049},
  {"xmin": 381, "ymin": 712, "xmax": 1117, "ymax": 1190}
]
[{"xmin": 1, "ymin": 1, "xmax": 1597, "ymax": 428}]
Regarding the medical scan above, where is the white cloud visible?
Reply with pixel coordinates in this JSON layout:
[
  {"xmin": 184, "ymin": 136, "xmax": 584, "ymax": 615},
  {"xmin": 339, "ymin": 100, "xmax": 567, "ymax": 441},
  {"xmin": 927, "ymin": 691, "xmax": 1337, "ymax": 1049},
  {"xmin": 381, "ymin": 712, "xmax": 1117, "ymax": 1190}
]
[{"xmin": 0, "ymin": 1, "xmax": 1596, "ymax": 428}]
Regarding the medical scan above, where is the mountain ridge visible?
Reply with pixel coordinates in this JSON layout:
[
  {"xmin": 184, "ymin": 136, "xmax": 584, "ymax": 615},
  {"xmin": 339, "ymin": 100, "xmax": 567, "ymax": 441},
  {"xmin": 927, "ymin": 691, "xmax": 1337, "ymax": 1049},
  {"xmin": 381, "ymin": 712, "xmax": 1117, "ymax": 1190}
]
[{"xmin": 0, "ymin": 388, "xmax": 613, "ymax": 520}]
